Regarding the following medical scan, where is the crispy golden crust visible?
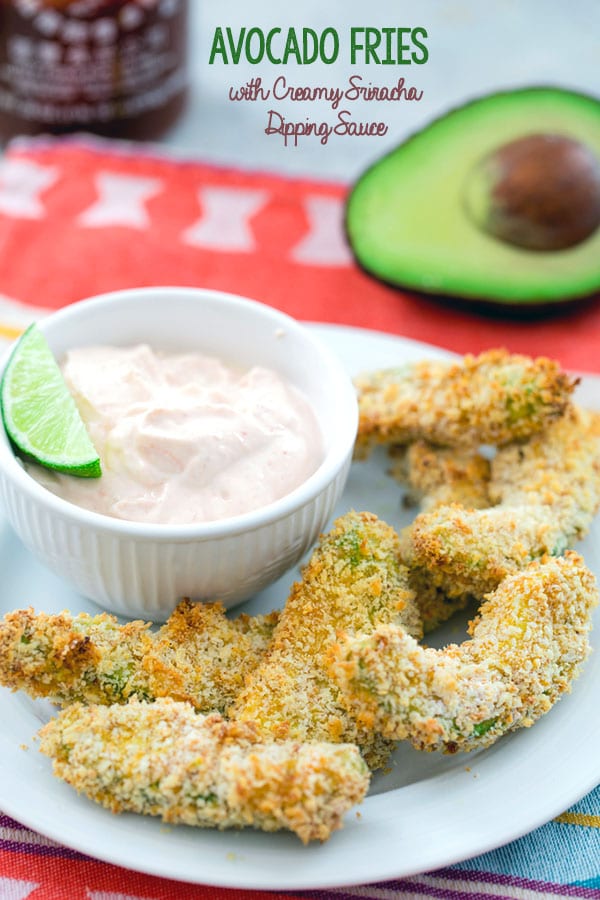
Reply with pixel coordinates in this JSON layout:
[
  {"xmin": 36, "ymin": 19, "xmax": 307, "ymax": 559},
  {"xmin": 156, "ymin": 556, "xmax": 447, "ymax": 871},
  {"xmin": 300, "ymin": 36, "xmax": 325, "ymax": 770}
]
[
  {"xmin": 0, "ymin": 601, "xmax": 278, "ymax": 712},
  {"xmin": 143, "ymin": 600, "xmax": 279, "ymax": 713},
  {"xmin": 391, "ymin": 441, "xmax": 492, "ymax": 512},
  {"xmin": 231, "ymin": 511, "xmax": 422, "ymax": 769},
  {"xmin": 388, "ymin": 441, "xmax": 491, "ymax": 631},
  {"xmin": 401, "ymin": 406, "xmax": 600, "ymax": 599},
  {"xmin": 39, "ymin": 698, "xmax": 369, "ymax": 843},
  {"xmin": 355, "ymin": 349, "xmax": 576, "ymax": 458},
  {"xmin": 0, "ymin": 608, "xmax": 153, "ymax": 705},
  {"xmin": 329, "ymin": 552, "xmax": 598, "ymax": 754}
]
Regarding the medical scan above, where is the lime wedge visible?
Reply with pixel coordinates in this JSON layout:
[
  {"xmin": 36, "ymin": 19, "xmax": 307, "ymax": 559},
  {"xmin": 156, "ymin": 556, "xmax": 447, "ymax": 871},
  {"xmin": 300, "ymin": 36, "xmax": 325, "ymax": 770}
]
[{"xmin": 1, "ymin": 325, "xmax": 101, "ymax": 478}]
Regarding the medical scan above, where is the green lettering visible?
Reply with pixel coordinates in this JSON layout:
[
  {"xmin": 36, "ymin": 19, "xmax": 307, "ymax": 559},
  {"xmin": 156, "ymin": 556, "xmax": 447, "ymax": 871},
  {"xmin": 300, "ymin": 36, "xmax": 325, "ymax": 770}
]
[
  {"xmin": 411, "ymin": 27, "xmax": 429, "ymax": 64},
  {"xmin": 226, "ymin": 27, "xmax": 246, "ymax": 65},
  {"xmin": 320, "ymin": 27, "xmax": 339, "ymax": 64},
  {"xmin": 396, "ymin": 27, "xmax": 412, "ymax": 65},
  {"xmin": 350, "ymin": 27, "xmax": 365, "ymax": 65},
  {"xmin": 302, "ymin": 28, "xmax": 319, "ymax": 65},
  {"xmin": 364, "ymin": 27, "xmax": 382, "ymax": 64},
  {"xmin": 381, "ymin": 27, "xmax": 396, "ymax": 65},
  {"xmin": 208, "ymin": 27, "xmax": 228, "ymax": 64},
  {"xmin": 282, "ymin": 29, "xmax": 302, "ymax": 64},
  {"xmin": 246, "ymin": 27, "xmax": 265, "ymax": 65},
  {"xmin": 265, "ymin": 28, "xmax": 282, "ymax": 64}
]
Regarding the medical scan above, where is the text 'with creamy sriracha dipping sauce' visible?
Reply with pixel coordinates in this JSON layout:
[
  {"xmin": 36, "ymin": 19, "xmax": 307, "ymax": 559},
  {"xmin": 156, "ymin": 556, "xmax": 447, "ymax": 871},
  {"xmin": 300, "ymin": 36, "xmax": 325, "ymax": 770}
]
[{"xmin": 27, "ymin": 344, "xmax": 323, "ymax": 525}]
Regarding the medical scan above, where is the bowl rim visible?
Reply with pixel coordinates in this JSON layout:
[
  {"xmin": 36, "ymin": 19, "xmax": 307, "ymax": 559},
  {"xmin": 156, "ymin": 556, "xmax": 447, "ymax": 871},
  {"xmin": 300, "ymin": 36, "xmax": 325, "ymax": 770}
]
[{"xmin": 0, "ymin": 286, "xmax": 358, "ymax": 541}]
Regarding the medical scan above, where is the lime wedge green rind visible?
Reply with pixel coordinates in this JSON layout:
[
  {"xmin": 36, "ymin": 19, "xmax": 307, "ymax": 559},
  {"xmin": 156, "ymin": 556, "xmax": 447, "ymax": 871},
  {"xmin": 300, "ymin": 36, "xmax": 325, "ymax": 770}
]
[{"xmin": 1, "ymin": 324, "xmax": 101, "ymax": 478}]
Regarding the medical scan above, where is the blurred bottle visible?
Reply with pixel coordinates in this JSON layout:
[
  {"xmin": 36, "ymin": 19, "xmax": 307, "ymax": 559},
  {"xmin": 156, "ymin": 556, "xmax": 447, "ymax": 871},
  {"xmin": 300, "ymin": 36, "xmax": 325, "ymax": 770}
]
[{"xmin": 0, "ymin": 0, "xmax": 188, "ymax": 141}]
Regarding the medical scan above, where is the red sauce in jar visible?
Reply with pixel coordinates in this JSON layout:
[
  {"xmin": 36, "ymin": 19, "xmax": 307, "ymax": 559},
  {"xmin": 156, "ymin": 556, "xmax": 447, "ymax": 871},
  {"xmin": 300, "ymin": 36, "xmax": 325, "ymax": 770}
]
[{"xmin": 0, "ymin": 0, "xmax": 188, "ymax": 140}]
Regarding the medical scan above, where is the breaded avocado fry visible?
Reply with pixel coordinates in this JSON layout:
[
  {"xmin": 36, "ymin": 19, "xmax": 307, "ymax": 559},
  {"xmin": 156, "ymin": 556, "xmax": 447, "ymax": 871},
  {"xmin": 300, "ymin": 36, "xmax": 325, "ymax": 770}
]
[
  {"xmin": 390, "ymin": 440, "xmax": 492, "ymax": 512},
  {"xmin": 329, "ymin": 553, "xmax": 598, "ymax": 754},
  {"xmin": 401, "ymin": 406, "xmax": 600, "ymax": 599},
  {"xmin": 0, "ymin": 600, "xmax": 278, "ymax": 712},
  {"xmin": 39, "ymin": 698, "xmax": 369, "ymax": 844},
  {"xmin": 0, "ymin": 607, "xmax": 153, "ymax": 705},
  {"xmin": 231, "ymin": 510, "xmax": 422, "ymax": 769},
  {"xmin": 355, "ymin": 349, "xmax": 576, "ymax": 458},
  {"xmin": 389, "ymin": 440, "xmax": 492, "ymax": 631}
]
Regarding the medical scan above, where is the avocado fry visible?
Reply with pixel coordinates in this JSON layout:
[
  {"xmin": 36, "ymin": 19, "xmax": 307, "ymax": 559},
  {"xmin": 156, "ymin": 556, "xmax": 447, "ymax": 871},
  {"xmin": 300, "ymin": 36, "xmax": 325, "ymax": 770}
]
[
  {"xmin": 401, "ymin": 406, "xmax": 600, "ymax": 599},
  {"xmin": 354, "ymin": 349, "xmax": 575, "ymax": 459},
  {"xmin": 390, "ymin": 440, "xmax": 492, "ymax": 512},
  {"xmin": 328, "ymin": 552, "xmax": 598, "ymax": 754},
  {"xmin": 39, "ymin": 698, "xmax": 369, "ymax": 844},
  {"xmin": 230, "ymin": 510, "xmax": 422, "ymax": 769},
  {"xmin": 0, "ymin": 600, "xmax": 278, "ymax": 713}
]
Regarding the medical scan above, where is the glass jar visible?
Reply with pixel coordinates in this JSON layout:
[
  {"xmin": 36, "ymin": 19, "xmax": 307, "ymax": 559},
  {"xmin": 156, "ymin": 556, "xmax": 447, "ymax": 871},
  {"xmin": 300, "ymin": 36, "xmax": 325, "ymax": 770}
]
[{"xmin": 0, "ymin": 0, "xmax": 188, "ymax": 141}]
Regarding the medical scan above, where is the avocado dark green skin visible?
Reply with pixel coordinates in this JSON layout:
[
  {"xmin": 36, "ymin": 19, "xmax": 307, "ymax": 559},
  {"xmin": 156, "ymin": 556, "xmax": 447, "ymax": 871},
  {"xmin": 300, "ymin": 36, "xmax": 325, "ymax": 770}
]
[{"xmin": 346, "ymin": 86, "xmax": 600, "ymax": 312}]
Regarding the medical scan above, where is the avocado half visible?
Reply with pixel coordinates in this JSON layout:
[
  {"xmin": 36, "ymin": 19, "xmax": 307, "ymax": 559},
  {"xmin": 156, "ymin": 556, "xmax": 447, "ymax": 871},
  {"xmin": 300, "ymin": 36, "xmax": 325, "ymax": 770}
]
[{"xmin": 346, "ymin": 87, "xmax": 600, "ymax": 308}]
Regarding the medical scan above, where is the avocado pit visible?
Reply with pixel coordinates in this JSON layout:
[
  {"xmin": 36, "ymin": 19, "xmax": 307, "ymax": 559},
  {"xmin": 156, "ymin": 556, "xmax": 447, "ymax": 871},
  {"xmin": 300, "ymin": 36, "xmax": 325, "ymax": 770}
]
[{"xmin": 464, "ymin": 133, "xmax": 600, "ymax": 251}]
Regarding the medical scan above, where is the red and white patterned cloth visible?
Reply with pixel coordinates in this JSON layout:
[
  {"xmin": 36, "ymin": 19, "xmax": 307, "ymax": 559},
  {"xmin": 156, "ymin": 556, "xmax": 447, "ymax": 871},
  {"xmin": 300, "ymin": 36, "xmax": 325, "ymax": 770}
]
[{"xmin": 0, "ymin": 134, "xmax": 599, "ymax": 370}]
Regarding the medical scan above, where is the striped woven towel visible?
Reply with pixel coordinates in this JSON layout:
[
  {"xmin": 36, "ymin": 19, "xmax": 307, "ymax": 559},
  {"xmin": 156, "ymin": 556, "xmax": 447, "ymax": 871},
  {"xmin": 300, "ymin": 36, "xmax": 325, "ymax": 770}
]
[{"xmin": 1, "ymin": 795, "xmax": 600, "ymax": 898}]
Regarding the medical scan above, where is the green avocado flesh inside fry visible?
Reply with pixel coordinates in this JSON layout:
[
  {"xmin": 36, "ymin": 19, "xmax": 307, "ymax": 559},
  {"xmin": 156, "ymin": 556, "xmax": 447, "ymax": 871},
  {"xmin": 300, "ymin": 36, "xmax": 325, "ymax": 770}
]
[
  {"xmin": 0, "ymin": 324, "xmax": 101, "ymax": 478},
  {"xmin": 472, "ymin": 718, "xmax": 498, "ymax": 737}
]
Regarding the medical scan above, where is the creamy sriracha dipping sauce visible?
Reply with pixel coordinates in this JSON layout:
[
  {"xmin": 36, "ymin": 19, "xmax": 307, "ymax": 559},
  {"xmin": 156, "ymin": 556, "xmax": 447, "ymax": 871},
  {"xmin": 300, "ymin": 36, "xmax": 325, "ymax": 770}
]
[{"xmin": 27, "ymin": 344, "xmax": 323, "ymax": 525}]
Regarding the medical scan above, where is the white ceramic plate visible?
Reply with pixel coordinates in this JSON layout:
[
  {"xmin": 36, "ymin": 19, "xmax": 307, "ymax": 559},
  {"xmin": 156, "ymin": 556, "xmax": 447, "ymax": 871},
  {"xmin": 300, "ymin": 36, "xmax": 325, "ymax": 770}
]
[{"xmin": 0, "ymin": 325, "xmax": 599, "ymax": 890}]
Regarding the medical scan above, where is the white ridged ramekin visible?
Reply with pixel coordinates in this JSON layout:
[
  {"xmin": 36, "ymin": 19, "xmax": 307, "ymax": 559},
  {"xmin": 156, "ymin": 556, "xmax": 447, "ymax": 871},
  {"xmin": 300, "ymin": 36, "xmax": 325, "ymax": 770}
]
[{"xmin": 0, "ymin": 287, "xmax": 357, "ymax": 620}]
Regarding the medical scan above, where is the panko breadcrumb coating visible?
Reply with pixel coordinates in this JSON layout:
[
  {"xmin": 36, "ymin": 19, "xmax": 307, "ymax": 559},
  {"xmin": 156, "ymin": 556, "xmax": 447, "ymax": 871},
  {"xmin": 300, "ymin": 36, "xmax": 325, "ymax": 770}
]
[
  {"xmin": 355, "ymin": 349, "xmax": 576, "ymax": 458},
  {"xmin": 390, "ymin": 441, "xmax": 492, "ymax": 512},
  {"xmin": 143, "ymin": 600, "xmax": 278, "ymax": 712},
  {"xmin": 0, "ymin": 600, "xmax": 278, "ymax": 712},
  {"xmin": 231, "ymin": 510, "xmax": 422, "ymax": 769},
  {"xmin": 390, "ymin": 441, "xmax": 490, "ymax": 630},
  {"xmin": 329, "ymin": 552, "xmax": 598, "ymax": 754},
  {"xmin": 401, "ymin": 406, "xmax": 600, "ymax": 599},
  {"xmin": 39, "ymin": 698, "xmax": 369, "ymax": 843},
  {"xmin": 0, "ymin": 607, "xmax": 152, "ymax": 705}
]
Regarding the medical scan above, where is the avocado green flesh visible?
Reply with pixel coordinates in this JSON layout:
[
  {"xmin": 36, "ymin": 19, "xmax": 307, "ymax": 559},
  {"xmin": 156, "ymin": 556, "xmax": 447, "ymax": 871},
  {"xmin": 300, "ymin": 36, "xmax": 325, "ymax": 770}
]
[{"xmin": 347, "ymin": 88, "xmax": 600, "ymax": 304}]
